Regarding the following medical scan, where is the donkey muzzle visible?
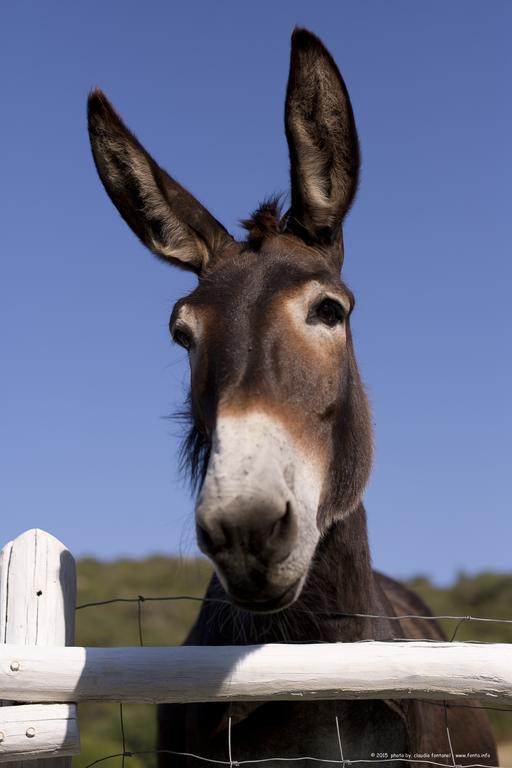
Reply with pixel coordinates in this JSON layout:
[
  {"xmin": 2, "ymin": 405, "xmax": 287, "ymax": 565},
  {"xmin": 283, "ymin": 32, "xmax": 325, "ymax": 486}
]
[{"xmin": 195, "ymin": 411, "xmax": 321, "ymax": 611}]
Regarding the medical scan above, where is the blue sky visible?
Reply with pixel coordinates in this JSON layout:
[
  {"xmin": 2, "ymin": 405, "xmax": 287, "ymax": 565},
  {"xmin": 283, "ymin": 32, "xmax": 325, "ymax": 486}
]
[{"xmin": 1, "ymin": 2, "xmax": 510, "ymax": 583}]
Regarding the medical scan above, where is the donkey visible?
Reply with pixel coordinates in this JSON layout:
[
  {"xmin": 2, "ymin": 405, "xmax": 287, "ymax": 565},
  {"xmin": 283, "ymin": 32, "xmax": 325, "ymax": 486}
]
[{"xmin": 88, "ymin": 27, "xmax": 498, "ymax": 768}]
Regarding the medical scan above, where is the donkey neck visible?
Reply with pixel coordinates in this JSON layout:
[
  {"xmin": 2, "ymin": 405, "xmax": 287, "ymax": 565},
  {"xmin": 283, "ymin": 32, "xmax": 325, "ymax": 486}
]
[{"xmin": 288, "ymin": 503, "xmax": 376, "ymax": 642}]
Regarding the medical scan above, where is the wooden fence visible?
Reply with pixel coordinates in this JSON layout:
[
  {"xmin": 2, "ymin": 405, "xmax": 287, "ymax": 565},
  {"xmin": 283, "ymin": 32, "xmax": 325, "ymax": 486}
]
[{"xmin": 0, "ymin": 529, "xmax": 510, "ymax": 766}]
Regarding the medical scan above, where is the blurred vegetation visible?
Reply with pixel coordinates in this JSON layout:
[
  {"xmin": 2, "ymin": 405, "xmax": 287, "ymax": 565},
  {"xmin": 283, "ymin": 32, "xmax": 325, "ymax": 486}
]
[{"xmin": 73, "ymin": 560, "xmax": 511, "ymax": 768}]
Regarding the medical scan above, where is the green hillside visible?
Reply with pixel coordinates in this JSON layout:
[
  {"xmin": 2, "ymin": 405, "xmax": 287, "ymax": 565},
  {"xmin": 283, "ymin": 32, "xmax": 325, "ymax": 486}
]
[{"xmin": 73, "ymin": 559, "xmax": 511, "ymax": 768}]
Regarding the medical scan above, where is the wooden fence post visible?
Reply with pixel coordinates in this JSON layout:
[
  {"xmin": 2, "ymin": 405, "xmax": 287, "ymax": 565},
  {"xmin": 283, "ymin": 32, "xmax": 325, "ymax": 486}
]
[{"xmin": 0, "ymin": 529, "xmax": 79, "ymax": 766}]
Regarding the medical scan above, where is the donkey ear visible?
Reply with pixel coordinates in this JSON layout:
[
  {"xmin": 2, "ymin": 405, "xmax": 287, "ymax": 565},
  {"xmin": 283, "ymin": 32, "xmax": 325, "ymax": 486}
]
[
  {"xmin": 87, "ymin": 89, "xmax": 233, "ymax": 273},
  {"xmin": 284, "ymin": 29, "xmax": 360, "ymax": 250}
]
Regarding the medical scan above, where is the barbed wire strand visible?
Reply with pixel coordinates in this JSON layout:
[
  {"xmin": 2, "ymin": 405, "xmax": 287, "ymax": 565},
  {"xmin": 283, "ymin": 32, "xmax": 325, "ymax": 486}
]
[
  {"xmin": 74, "ymin": 595, "xmax": 512, "ymax": 627},
  {"xmin": 335, "ymin": 716, "xmax": 345, "ymax": 767},
  {"xmin": 446, "ymin": 723, "xmax": 457, "ymax": 768},
  {"xmin": 449, "ymin": 617, "xmax": 469, "ymax": 643},
  {"xmin": 76, "ymin": 595, "xmax": 228, "ymax": 610},
  {"xmin": 443, "ymin": 609, "xmax": 456, "ymax": 767},
  {"xmin": 229, "ymin": 715, "xmax": 237, "ymax": 768},
  {"xmin": 137, "ymin": 596, "xmax": 145, "ymax": 647},
  {"xmin": 82, "ymin": 751, "xmax": 508, "ymax": 768},
  {"xmin": 417, "ymin": 700, "xmax": 512, "ymax": 714},
  {"xmin": 116, "ymin": 596, "xmax": 146, "ymax": 768},
  {"xmin": 119, "ymin": 703, "xmax": 127, "ymax": 768}
]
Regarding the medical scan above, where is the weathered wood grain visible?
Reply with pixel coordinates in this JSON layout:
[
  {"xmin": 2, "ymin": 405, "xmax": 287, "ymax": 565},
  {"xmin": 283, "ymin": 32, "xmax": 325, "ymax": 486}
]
[
  {"xmin": 0, "ymin": 705, "xmax": 78, "ymax": 764},
  {"xmin": 0, "ymin": 530, "xmax": 78, "ymax": 767},
  {"xmin": 0, "ymin": 641, "xmax": 510, "ymax": 705}
]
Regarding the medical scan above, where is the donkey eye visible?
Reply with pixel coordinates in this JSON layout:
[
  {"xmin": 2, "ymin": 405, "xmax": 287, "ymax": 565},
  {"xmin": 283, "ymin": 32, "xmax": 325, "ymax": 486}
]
[
  {"xmin": 311, "ymin": 298, "xmax": 345, "ymax": 327},
  {"xmin": 173, "ymin": 327, "xmax": 192, "ymax": 350}
]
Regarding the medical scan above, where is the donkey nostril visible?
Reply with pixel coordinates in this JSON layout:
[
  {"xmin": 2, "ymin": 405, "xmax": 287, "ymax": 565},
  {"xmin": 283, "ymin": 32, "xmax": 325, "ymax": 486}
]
[
  {"xmin": 282, "ymin": 500, "xmax": 293, "ymax": 533},
  {"xmin": 269, "ymin": 502, "xmax": 292, "ymax": 542},
  {"xmin": 269, "ymin": 517, "xmax": 282, "ymax": 542},
  {"xmin": 197, "ymin": 517, "xmax": 230, "ymax": 555},
  {"xmin": 196, "ymin": 523, "xmax": 218, "ymax": 555},
  {"xmin": 263, "ymin": 501, "xmax": 296, "ymax": 563}
]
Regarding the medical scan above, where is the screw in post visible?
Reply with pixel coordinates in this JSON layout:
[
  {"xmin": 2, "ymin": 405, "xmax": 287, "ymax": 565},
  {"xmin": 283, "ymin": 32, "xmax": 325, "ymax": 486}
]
[
  {"xmin": 10, "ymin": 660, "xmax": 20, "ymax": 671},
  {"xmin": 26, "ymin": 727, "xmax": 36, "ymax": 738}
]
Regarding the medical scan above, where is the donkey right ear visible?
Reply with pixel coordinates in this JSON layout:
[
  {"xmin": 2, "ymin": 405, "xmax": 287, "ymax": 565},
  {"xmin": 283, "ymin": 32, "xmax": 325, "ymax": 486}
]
[
  {"xmin": 87, "ymin": 90, "xmax": 234, "ymax": 273},
  {"xmin": 284, "ymin": 29, "xmax": 360, "ymax": 252}
]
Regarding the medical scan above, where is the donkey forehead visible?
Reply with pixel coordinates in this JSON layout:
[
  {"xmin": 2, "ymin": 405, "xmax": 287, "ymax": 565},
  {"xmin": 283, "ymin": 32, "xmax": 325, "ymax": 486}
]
[{"xmin": 171, "ymin": 243, "xmax": 353, "ymax": 326}]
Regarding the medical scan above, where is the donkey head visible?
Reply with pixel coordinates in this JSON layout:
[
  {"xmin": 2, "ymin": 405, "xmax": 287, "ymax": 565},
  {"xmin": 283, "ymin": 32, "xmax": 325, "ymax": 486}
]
[{"xmin": 88, "ymin": 28, "xmax": 373, "ymax": 612}]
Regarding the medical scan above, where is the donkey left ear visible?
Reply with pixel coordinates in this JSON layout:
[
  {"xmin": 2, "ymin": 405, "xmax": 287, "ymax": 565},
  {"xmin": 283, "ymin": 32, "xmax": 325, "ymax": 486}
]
[
  {"xmin": 284, "ymin": 28, "xmax": 360, "ymax": 256},
  {"xmin": 87, "ymin": 89, "xmax": 234, "ymax": 274}
]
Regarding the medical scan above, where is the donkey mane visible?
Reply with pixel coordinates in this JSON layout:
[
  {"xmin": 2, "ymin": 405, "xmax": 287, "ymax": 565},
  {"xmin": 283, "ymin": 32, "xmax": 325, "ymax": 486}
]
[
  {"xmin": 176, "ymin": 396, "xmax": 211, "ymax": 492},
  {"xmin": 240, "ymin": 196, "xmax": 286, "ymax": 248}
]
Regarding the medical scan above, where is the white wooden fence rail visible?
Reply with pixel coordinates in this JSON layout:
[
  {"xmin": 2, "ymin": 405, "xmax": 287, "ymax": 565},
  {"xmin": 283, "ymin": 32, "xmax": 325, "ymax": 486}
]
[
  {"xmin": 0, "ymin": 529, "xmax": 509, "ymax": 765},
  {"xmin": 0, "ymin": 641, "xmax": 511, "ymax": 705}
]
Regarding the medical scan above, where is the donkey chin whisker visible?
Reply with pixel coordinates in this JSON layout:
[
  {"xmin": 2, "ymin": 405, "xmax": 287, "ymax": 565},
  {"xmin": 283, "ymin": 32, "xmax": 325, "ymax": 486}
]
[{"xmin": 226, "ymin": 577, "xmax": 303, "ymax": 615}]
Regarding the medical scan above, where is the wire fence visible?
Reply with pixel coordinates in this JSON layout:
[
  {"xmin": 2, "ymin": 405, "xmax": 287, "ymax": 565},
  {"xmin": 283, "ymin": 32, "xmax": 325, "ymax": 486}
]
[{"xmin": 72, "ymin": 593, "xmax": 512, "ymax": 768}]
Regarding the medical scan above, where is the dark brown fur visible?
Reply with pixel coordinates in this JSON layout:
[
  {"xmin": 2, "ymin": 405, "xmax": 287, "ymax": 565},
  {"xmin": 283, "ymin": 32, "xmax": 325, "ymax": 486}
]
[{"xmin": 87, "ymin": 26, "xmax": 498, "ymax": 768}]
